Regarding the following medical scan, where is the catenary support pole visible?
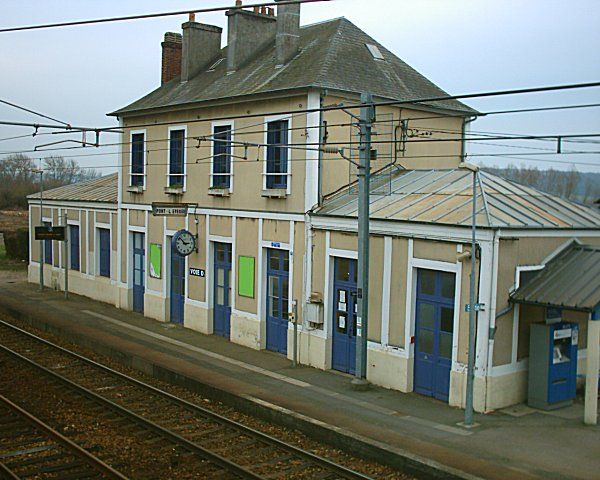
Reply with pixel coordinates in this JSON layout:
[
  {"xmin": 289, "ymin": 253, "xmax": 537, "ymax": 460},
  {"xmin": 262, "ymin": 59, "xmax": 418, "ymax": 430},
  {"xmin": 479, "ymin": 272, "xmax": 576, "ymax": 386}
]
[
  {"xmin": 38, "ymin": 170, "xmax": 44, "ymax": 291},
  {"xmin": 352, "ymin": 93, "xmax": 375, "ymax": 389},
  {"xmin": 64, "ymin": 212, "xmax": 68, "ymax": 299},
  {"xmin": 464, "ymin": 167, "xmax": 478, "ymax": 426},
  {"xmin": 584, "ymin": 310, "xmax": 599, "ymax": 425}
]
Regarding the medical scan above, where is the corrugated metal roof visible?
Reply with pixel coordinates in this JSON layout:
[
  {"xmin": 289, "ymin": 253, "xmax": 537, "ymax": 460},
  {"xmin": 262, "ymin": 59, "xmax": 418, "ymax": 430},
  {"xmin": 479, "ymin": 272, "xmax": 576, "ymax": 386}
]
[
  {"xmin": 315, "ymin": 168, "xmax": 600, "ymax": 229},
  {"xmin": 510, "ymin": 243, "xmax": 600, "ymax": 312},
  {"xmin": 27, "ymin": 174, "xmax": 117, "ymax": 204},
  {"xmin": 110, "ymin": 18, "xmax": 475, "ymax": 116}
]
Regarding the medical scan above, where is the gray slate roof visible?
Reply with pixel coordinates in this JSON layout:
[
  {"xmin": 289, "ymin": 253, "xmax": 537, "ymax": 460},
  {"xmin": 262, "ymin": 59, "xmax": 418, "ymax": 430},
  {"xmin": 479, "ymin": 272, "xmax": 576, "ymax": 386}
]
[
  {"xmin": 315, "ymin": 167, "xmax": 600, "ymax": 229},
  {"xmin": 28, "ymin": 174, "xmax": 118, "ymax": 204},
  {"xmin": 511, "ymin": 243, "xmax": 600, "ymax": 312},
  {"xmin": 111, "ymin": 18, "xmax": 475, "ymax": 116}
]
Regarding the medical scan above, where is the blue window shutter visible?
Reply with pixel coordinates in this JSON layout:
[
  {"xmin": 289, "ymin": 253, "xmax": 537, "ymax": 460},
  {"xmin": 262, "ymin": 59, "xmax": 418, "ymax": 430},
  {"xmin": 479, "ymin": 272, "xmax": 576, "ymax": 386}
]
[
  {"xmin": 131, "ymin": 133, "xmax": 145, "ymax": 186},
  {"xmin": 43, "ymin": 221, "xmax": 52, "ymax": 265},
  {"xmin": 99, "ymin": 229, "xmax": 110, "ymax": 278},
  {"xmin": 212, "ymin": 126, "xmax": 231, "ymax": 188},
  {"xmin": 70, "ymin": 226, "xmax": 80, "ymax": 271},
  {"xmin": 266, "ymin": 120, "xmax": 288, "ymax": 189}
]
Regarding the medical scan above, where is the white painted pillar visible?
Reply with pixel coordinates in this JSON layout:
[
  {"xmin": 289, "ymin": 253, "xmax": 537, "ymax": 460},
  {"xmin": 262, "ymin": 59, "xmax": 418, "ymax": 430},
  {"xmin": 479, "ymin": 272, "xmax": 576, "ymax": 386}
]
[{"xmin": 584, "ymin": 313, "xmax": 599, "ymax": 425}]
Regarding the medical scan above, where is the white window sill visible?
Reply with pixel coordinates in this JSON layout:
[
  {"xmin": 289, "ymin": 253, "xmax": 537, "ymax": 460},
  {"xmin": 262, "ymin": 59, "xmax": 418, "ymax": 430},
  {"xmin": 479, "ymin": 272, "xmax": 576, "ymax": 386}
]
[
  {"xmin": 164, "ymin": 186, "xmax": 184, "ymax": 195},
  {"xmin": 261, "ymin": 189, "xmax": 288, "ymax": 198},
  {"xmin": 208, "ymin": 187, "xmax": 231, "ymax": 197},
  {"xmin": 127, "ymin": 185, "xmax": 144, "ymax": 194}
]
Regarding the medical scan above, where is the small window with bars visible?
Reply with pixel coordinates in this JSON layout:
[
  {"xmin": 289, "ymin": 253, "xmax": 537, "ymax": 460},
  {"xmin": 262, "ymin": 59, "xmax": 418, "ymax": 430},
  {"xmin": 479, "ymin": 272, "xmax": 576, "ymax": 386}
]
[
  {"xmin": 168, "ymin": 129, "xmax": 186, "ymax": 188},
  {"xmin": 130, "ymin": 132, "xmax": 145, "ymax": 187},
  {"xmin": 212, "ymin": 125, "xmax": 232, "ymax": 189},
  {"xmin": 265, "ymin": 119, "xmax": 289, "ymax": 190}
]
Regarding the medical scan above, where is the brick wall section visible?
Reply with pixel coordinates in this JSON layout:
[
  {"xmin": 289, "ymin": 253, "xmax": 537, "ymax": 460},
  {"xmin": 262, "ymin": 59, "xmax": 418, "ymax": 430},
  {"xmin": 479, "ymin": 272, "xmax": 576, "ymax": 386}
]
[{"xmin": 161, "ymin": 32, "xmax": 182, "ymax": 84}]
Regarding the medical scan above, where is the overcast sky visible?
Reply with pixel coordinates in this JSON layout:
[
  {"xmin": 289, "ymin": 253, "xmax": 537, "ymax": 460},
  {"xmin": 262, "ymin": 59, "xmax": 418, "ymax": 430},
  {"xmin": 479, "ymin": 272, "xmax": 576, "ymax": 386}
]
[{"xmin": 0, "ymin": 0, "xmax": 599, "ymax": 174}]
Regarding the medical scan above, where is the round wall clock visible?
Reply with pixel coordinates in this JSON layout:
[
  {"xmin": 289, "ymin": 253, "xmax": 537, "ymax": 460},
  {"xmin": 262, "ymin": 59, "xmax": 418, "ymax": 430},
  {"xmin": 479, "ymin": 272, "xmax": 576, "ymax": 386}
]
[{"xmin": 172, "ymin": 230, "xmax": 196, "ymax": 256}]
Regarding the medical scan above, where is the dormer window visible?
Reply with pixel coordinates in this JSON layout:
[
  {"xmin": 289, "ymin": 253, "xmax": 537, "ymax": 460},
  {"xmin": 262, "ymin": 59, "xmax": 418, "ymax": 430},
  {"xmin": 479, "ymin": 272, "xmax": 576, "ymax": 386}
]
[
  {"xmin": 265, "ymin": 119, "xmax": 290, "ymax": 190},
  {"xmin": 168, "ymin": 127, "xmax": 186, "ymax": 189}
]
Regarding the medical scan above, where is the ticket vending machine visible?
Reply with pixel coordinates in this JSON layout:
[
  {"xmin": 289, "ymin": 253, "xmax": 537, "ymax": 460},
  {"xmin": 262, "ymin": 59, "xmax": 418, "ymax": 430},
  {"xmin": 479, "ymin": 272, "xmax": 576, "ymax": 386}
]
[{"xmin": 528, "ymin": 320, "xmax": 579, "ymax": 409}]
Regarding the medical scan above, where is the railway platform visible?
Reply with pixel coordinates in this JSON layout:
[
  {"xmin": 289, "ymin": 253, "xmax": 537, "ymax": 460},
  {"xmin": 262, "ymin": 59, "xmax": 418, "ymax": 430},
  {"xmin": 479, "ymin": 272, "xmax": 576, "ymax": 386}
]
[{"xmin": 0, "ymin": 277, "xmax": 597, "ymax": 480}]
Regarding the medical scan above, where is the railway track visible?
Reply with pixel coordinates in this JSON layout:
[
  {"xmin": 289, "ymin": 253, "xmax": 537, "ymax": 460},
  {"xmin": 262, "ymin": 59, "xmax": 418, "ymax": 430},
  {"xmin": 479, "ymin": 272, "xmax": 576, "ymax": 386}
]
[
  {"xmin": 0, "ymin": 319, "xmax": 374, "ymax": 480},
  {"xmin": 0, "ymin": 393, "xmax": 127, "ymax": 480}
]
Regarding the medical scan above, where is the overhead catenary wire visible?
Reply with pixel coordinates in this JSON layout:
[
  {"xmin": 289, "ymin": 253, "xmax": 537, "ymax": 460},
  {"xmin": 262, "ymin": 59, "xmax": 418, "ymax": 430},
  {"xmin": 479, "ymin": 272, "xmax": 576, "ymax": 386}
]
[
  {"xmin": 0, "ymin": 98, "xmax": 72, "ymax": 127},
  {"xmin": 0, "ymin": 0, "xmax": 331, "ymax": 33}
]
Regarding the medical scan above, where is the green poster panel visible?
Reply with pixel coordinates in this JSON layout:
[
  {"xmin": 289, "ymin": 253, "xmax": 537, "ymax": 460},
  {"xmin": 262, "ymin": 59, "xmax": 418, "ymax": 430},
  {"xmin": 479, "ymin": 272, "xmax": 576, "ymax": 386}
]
[
  {"xmin": 238, "ymin": 256, "xmax": 255, "ymax": 298},
  {"xmin": 149, "ymin": 243, "xmax": 162, "ymax": 279}
]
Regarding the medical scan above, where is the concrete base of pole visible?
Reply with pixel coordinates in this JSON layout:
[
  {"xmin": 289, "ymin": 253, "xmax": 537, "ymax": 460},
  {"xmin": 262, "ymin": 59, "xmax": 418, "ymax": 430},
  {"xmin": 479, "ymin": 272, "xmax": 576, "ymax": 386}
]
[
  {"xmin": 456, "ymin": 421, "xmax": 480, "ymax": 429},
  {"xmin": 351, "ymin": 378, "xmax": 371, "ymax": 391}
]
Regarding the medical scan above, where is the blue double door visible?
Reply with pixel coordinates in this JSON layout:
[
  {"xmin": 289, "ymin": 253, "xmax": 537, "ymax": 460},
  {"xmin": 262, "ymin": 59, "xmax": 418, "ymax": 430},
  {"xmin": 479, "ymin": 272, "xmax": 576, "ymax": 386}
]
[
  {"xmin": 170, "ymin": 246, "xmax": 185, "ymax": 325},
  {"xmin": 414, "ymin": 269, "xmax": 456, "ymax": 402},
  {"xmin": 213, "ymin": 243, "xmax": 232, "ymax": 338},
  {"xmin": 132, "ymin": 233, "xmax": 145, "ymax": 314},
  {"xmin": 266, "ymin": 249, "xmax": 289, "ymax": 354},
  {"xmin": 332, "ymin": 258, "xmax": 358, "ymax": 374}
]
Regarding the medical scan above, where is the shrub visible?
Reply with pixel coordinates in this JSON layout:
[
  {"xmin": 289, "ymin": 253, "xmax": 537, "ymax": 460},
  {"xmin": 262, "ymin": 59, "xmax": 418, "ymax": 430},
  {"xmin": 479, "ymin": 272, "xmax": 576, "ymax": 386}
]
[{"xmin": 3, "ymin": 228, "xmax": 29, "ymax": 261}]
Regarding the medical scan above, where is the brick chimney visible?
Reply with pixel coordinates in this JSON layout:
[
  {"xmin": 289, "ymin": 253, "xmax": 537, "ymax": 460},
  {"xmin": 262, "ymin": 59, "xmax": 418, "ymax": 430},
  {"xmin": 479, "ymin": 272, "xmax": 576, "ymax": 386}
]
[
  {"xmin": 275, "ymin": 0, "xmax": 300, "ymax": 65},
  {"xmin": 161, "ymin": 32, "xmax": 182, "ymax": 84},
  {"xmin": 226, "ymin": 7, "xmax": 277, "ymax": 72},
  {"xmin": 181, "ymin": 15, "xmax": 223, "ymax": 82}
]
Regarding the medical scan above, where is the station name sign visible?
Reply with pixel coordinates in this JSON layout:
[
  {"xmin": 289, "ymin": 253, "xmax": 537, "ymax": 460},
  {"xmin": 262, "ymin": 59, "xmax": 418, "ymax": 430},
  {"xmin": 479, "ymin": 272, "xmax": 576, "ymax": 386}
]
[
  {"xmin": 152, "ymin": 203, "xmax": 189, "ymax": 217},
  {"xmin": 35, "ymin": 225, "xmax": 65, "ymax": 241}
]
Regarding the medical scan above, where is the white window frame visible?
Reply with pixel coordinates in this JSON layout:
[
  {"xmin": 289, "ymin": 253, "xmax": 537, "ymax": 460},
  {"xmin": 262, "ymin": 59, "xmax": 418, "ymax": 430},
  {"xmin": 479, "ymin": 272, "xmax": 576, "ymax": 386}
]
[
  {"xmin": 210, "ymin": 120, "xmax": 234, "ymax": 192},
  {"xmin": 167, "ymin": 125, "xmax": 187, "ymax": 191},
  {"xmin": 129, "ymin": 129, "xmax": 146, "ymax": 189},
  {"xmin": 263, "ymin": 115, "xmax": 292, "ymax": 194}
]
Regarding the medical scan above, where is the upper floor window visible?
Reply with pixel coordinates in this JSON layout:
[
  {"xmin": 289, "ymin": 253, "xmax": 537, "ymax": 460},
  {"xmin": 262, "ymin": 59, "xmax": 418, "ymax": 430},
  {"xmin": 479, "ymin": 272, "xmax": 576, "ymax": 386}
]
[
  {"xmin": 168, "ymin": 128, "xmax": 186, "ymax": 188},
  {"xmin": 212, "ymin": 125, "xmax": 232, "ymax": 189},
  {"xmin": 43, "ymin": 221, "xmax": 52, "ymax": 265},
  {"xmin": 130, "ymin": 132, "xmax": 145, "ymax": 187},
  {"xmin": 265, "ymin": 119, "xmax": 289, "ymax": 190}
]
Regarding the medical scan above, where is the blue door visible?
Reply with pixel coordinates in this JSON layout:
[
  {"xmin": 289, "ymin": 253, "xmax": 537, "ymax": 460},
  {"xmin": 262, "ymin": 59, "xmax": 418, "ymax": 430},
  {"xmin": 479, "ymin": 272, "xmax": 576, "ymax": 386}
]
[
  {"xmin": 43, "ymin": 222, "xmax": 53, "ymax": 265},
  {"xmin": 69, "ymin": 225, "xmax": 80, "ymax": 271},
  {"xmin": 266, "ymin": 249, "xmax": 289, "ymax": 354},
  {"xmin": 414, "ymin": 269, "xmax": 456, "ymax": 402},
  {"xmin": 132, "ymin": 233, "xmax": 145, "ymax": 314},
  {"xmin": 332, "ymin": 258, "xmax": 358, "ymax": 374},
  {"xmin": 213, "ymin": 243, "xmax": 232, "ymax": 338},
  {"xmin": 170, "ymin": 245, "xmax": 185, "ymax": 325},
  {"xmin": 98, "ymin": 229, "xmax": 111, "ymax": 278}
]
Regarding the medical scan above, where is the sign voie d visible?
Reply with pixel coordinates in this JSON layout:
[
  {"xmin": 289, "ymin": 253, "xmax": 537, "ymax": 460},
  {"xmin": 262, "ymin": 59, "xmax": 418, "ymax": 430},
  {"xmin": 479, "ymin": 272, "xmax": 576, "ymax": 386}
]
[
  {"xmin": 152, "ymin": 203, "xmax": 188, "ymax": 217},
  {"xmin": 189, "ymin": 268, "xmax": 205, "ymax": 277}
]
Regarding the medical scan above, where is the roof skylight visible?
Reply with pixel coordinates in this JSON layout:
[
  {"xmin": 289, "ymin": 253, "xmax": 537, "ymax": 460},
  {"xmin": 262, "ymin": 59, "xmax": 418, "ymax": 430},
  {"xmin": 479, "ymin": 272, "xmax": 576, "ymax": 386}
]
[{"xmin": 365, "ymin": 43, "xmax": 385, "ymax": 61}]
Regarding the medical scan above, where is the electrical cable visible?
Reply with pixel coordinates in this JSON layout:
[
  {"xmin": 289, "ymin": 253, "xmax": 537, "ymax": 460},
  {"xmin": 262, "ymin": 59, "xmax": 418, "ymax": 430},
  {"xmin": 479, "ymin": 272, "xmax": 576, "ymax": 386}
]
[{"xmin": 0, "ymin": 0, "xmax": 331, "ymax": 33}]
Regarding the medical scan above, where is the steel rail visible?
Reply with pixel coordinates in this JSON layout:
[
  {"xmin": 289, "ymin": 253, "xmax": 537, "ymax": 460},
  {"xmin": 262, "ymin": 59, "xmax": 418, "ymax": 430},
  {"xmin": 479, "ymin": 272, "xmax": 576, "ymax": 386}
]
[
  {"xmin": 0, "ymin": 342, "xmax": 263, "ymax": 480},
  {"xmin": 0, "ymin": 319, "xmax": 373, "ymax": 480},
  {"xmin": 0, "ymin": 393, "xmax": 129, "ymax": 480}
]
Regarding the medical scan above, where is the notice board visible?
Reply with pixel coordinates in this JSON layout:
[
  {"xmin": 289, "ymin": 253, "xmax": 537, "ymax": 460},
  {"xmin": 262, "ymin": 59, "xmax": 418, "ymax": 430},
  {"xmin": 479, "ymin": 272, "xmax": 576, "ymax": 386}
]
[
  {"xmin": 238, "ymin": 256, "xmax": 255, "ymax": 298},
  {"xmin": 149, "ymin": 243, "xmax": 162, "ymax": 279}
]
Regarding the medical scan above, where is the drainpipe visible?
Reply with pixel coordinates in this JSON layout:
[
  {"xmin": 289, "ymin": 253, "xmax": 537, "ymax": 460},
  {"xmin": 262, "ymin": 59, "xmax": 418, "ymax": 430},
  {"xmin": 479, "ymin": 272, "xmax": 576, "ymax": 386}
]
[
  {"xmin": 317, "ymin": 89, "xmax": 326, "ymax": 206},
  {"xmin": 460, "ymin": 116, "xmax": 477, "ymax": 162}
]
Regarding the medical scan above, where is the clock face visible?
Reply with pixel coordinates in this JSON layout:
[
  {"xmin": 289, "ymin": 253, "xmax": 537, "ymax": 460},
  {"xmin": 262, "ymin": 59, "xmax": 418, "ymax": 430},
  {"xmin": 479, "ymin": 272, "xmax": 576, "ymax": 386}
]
[{"xmin": 173, "ymin": 230, "xmax": 196, "ymax": 256}]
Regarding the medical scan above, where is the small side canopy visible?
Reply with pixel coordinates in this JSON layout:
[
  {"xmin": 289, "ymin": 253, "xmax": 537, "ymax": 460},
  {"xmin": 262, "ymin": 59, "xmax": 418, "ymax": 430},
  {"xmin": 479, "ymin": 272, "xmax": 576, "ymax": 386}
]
[
  {"xmin": 510, "ymin": 242, "xmax": 600, "ymax": 425},
  {"xmin": 511, "ymin": 243, "xmax": 600, "ymax": 313}
]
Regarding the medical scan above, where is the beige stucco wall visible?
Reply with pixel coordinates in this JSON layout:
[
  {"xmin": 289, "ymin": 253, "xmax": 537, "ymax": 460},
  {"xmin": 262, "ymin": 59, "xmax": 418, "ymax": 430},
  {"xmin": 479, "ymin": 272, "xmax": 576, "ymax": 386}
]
[
  {"xmin": 235, "ymin": 217, "xmax": 259, "ymax": 314},
  {"xmin": 209, "ymin": 215, "xmax": 232, "ymax": 238},
  {"xmin": 494, "ymin": 236, "xmax": 600, "ymax": 367},
  {"xmin": 120, "ymin": 95, "xmax": 309, "ymax": 214},
  {"xmin": 262, "ymin": 219, "xmax": 289, "ymax": 243},
  {"xmin": 319, "ymin": 95, "xmax": 465, "ymax": 198},
  {"xmin": 389, "ymin": 237, "xmax": 408, "ymax": 347}
]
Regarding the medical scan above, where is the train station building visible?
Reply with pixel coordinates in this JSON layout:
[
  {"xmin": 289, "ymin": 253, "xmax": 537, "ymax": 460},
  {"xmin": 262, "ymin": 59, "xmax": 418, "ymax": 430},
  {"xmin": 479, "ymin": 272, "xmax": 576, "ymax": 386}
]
[{"xmin": 27, "ymin": 1, "xmax": 600, "ymax": 418}]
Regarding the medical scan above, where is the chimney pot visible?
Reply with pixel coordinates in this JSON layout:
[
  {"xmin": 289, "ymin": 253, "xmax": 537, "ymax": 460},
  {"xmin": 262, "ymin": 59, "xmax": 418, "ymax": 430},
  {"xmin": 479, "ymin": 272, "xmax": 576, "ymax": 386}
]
[
  {"xmin": 161, "ymin": 32, "xmax": 182, "ymax": 85},
  {"xmin": 275, "ymin": 0, "xmax": 300, "ymax": 65},
  {"xmin": 235, "ymin": 0, "xmax": 242, "ymax": 5},
  {"xmin": 261, "ymin": 6, "xmax": 268, "ymax": 14},
  {"xmin": 268, "ymin": 7, "xmax": 275, "ymax": 16},
  {"xmin": 189, "ymin": 12, "xmax": 195, "ymax": 22},
  {"xmin": 253, "ymin": 6, "xmax": 260, "ymax": 13},
  {"xmin": 181, "ymin": 22, "xmax": 223, "ymax": 82}
]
